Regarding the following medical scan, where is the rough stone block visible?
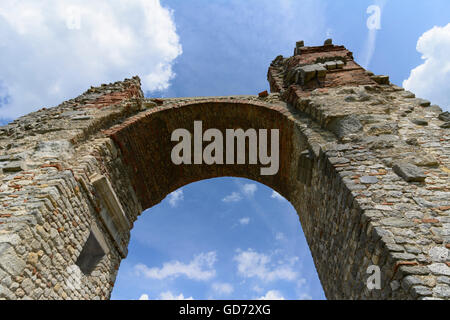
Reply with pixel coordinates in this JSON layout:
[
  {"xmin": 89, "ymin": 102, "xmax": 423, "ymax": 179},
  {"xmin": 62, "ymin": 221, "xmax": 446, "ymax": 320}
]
[
  {"xmin": 336, "ymin": 60, "xmax": 345, "ymax": 69},
  {"xmin": 298, "ymin": 65, "xmax": 317, "ymax": 84},
  {"xmin": 2, "ymin": 161, "xmax": 26, "ymax": 173},
  {"xmin": 414, "ymin": 98, "xmax": 431, "ymax": 107},
  {"xmin": 90, "ymin": 174, "xmax": 131, "ymax": 232},
  {"xmin": 0, "ymin": 245, "xmax": 26, "ymax": 276},
  {"xmin": 428, "ymin": 263, "xmax": 450, "ymax": 276},
  {"xmin": 33, "ymin": 140, "xmax": 74, "ymax": 160},
  {"xmin": 325, "ymin": 61, "xmax": 337, "ymax": 70},
  {"xmin": 438, "ymin": 112, "xmax": 450, "ymax": 122},
  {"xmin": 428, "ymin": 247, "xmax": 449, "ymax": 262},
  {"xmin": 360, "ymin": 176, "xmax": 378, "ymax": 184},
  {"xmin": 0, "ymin": 284, "xmax": 15, "ymax": 300},
  {"xmin": 433, "ymin": 284, "xmax": 450, "ymax": 298},
  {"xmin": 297, "ymin": 64, "xmax": 327, "ymax": 85},
  {"xmin": 327, "ymin": 115, "xmax": 363, "ymax": 139},
  {"xmin": 371, "ymin": 75, "xmax": 389, "ymax": 85},
  {"xmin": 411, "ymin": 118, "xmax": 428, "ymax": 126},
  {"xmin": 413, "ymin": 154, "xmax": 439, "ymax": 167},
  {"xmin": 297, "ymin": 150, "xmax": 314, "ymax": 186},
  {"xmin": 393, "ymin": 162, "xmax": 426, "ymax": 182},
  {"xmin": 401, "ymin": 91, "xmax": 416, "ymax": 98},
  {"xmin": 316, "ymin": 65, "xmax": 327, "ymax": 81}
]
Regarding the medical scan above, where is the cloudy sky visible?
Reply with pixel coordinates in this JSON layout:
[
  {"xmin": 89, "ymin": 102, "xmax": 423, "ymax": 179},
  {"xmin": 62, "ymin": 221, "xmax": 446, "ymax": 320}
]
[{"xmin": 1, "ymin": 0, "xmax": 449, "ymax": 300}]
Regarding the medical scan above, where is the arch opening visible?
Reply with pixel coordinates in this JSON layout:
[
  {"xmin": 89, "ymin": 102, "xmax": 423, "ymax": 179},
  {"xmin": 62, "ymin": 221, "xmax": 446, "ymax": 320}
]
[{"xmin": 110, "ymin": 177, "xmax": 326, "ymax": 300}]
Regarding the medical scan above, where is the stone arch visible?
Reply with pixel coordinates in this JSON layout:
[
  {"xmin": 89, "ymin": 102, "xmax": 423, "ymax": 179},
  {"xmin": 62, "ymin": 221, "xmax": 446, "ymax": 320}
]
[
  {"xmin": 104, "ymin": 99, "xmax": 303, "ymax": 209},
  {"xmin": 1, "ymin": 42, "xmax": 449, "ymax": 300},
  {"xmin": 96, "ymin": 97, "xmax": 336, "ymax": 297}
]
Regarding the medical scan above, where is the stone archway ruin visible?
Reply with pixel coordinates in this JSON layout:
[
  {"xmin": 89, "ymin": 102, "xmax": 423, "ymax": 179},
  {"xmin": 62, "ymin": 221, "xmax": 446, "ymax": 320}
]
[{"xmin": 0, "ymin": 41, "xmax": 449, "ymax": 300}]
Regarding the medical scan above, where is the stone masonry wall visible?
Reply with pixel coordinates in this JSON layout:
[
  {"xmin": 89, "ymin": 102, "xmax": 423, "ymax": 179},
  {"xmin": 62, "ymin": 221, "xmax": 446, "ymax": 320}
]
[{"xmin": 0, "ymin": 78, "xmax": 144, "ymax": 299}]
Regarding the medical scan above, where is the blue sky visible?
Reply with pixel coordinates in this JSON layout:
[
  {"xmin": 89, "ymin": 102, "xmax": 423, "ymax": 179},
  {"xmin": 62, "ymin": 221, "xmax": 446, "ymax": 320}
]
[
  {"xmin": 111, "ymin": 178, "xmax": 322, "ymax": 300},
  {"xmin": 0, "ymin": 0, "xmax": 449, "ymax": 300}
]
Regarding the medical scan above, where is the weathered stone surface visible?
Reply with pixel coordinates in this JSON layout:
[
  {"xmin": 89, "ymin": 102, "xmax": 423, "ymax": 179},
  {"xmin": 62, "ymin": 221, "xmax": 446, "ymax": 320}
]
[
  {"xmin": 428, "ymin": 247, "xmax": 449, "ymax": 262},
  {"xmin": 381, "ymin": 218, "xmax": 414, "ymax": 228},
  {"xmin": 371, "ymin": 75, "xmax": 389, "ymax": 85},
  {"xmin": 413, "ymin": 154, "xmax": 439, "ymax": 167},
  {"xmin": 438, "ymin": 112, "xmax": 450, "ymax": 122},
  {"xmin": 296, "ymin": 64, "xmax": 327, "ymax": 85},
  {"xmin": 411, "ymin": 118, "xmax": 428, "ymax": 126},
  {"xmin": 1, "ymin": 161, "xmax": 26, "ymax": 173},
  {"xmin": 33, "ymin": 140, "xmax": 73, "ymax": 158},
  {"xmin": 401, "ymin": 91, "xmax": 415, "ymax": 98},
  {"xmin": 433, "ymin": 285, "xmax": 450, "ymax": 298},
  {"xmin": 324, "ymin": 61, "xmax": 337, "ymax": 70},
  {"xmin": 393, "ymin": 162, "xmax": 427, "ymax": 182},
  {"xmin": 428, "ymin": 263, "xmax": 450, "ymax": 276},
  {"xmin": 413, "ymin": 285, "xmax": 433, "ymax": 297},
  {"xmin": 0, "ymin": 234, "xmax": 21, "ymax": 246},
  {"xmin": 360, "ymin": 176, "xmax": 378, "ymax": 184},
  {"xmin": 0, "ymin": 284, "xmax": 15, "ymax": 299},
  {"xmin": 0, "ymin": 246, "xmax": 26, "ymax": 276},
  {"xmin": 402, "ymin": 275, "xmax": 423, "ymax": 291},
  {"xmin": 414, "ymin": 98, "xmax": 431, "ymax": 107},
  {"xmin": 327, "ymin": 115, "xmax": 363, "ymax": 139}
]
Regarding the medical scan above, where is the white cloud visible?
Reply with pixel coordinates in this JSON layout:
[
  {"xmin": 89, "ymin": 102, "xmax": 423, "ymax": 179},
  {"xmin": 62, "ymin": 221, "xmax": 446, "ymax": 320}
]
[
  {"xmin": 242, "ymin": 183, "xmax": 257, "ymax": 197},
  {"xmin": 135, "ymin": 251, "xmax": 217, "ymax": 281},
  {"xmin": 239, "ymin": 217, "xmax": 250, "ymax": 226},
  {"xmin": 222, "ymin": 192, "xmax": 243, "ymax": 203},
  {"xmin": 233, "ymin": 249, "xmax": 298, "ymax": 282},
  {"xmin": 223, "ymin": 183, "xmax": 257, "ymax": 204},
  {"xmin": 0, "ymin": 0, "xmax": 182, "ymax": 120},
  {"xmin": 275, "ymin": 232, "xmax": 285, "ymax": 241},
  {"xmin": 299, "ymin": 293, "xmax": 312, "ymax": 300},
  {"xmin": 167, "ymin": 189, "xmax": 184, "ymax": 207},
  {"xmin": 271, "ymin": 191, "xmax": 286, "ymax": 201},
  {"xmin": 139, "ymin": 293, "xmax": 149, "ymax": 300},
  {"xmin": 296, "ymin": 278, "xmax": 307, "ymax": 287},
  {"xmin": 139, "ymin": 292, "xmax": 194, "ymax": 300},
  {"xmin": 252, "ymin": 285, "xmax": 264, "ymax": 293},
  {"xmin": 212, "ymin": 282, "xmax": 234, "ymax": 295},
  {"xmin": 257, "ymin": 290, "xmax": 285, "ymax": 300},
  {"xmin": 403, "ymin": 23, "xmax": 450, "ymax": 111},
  {"xmin": 159, "ymin": 291, "xmax": 194, "ymax": 300}
]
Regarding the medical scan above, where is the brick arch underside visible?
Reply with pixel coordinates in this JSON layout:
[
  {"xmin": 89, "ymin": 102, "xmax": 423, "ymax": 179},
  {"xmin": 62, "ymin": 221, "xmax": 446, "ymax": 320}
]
[{"xmin": 106, "ymin": 101, "xmax": 304, "ymax": 210}]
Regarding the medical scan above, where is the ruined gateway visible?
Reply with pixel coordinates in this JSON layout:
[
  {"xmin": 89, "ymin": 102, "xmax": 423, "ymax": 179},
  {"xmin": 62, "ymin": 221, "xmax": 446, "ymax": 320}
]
[{"xmin": 0, "ymin": 41, "xmax": 449, "ymax": 300}]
